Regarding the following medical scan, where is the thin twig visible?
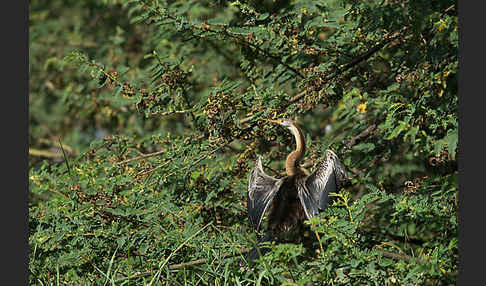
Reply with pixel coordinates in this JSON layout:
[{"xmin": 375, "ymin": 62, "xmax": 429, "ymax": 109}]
[
  {"xmin": 375, "ymin": 249, "xmax": 422, "ymax": 264},
  {"xmin": 114, "ymin": 247, "xmax": 249, "ymax": 283},
  {"xmin": 149, "ymin": 109, "xmax": 193, "ymax": 118},
  {"xmin": 162, "ymin": 142, "xmax": 230, "ymax": 180},
  {"xmin": 58, "ymin": 138, "xmax": 71, "ymax": 175},
  {"xmin": 345, "ymin": 124, "xmax": 377, "ymax": 149},
  {"xmin": 136, "ymin": 159, "xmax": 172, "ymax": 177},
  {"xmin": 168, "ymin": 248, "xmax": 249, "ymax": 270},
  {"xmin": 147, "ymin": 222, "xmax": 213, "ymax": 285},
  {"xmin": 326, "ymin": 29, "xmax": 406, "ymax": 83},
  {"xmin": 285, "ymin": 29, "xmax": 406, "ymax": 109},
  {"xmin": 116, "ymin": 150, "xmax": 166, "ymax": 165},
  {"xmin": 443, "ymin": 4, "xmax": 455, "ymax": 14},
  {"xmin": 140, "ymin": 1, "xmax": 304, "ymax": 79}
]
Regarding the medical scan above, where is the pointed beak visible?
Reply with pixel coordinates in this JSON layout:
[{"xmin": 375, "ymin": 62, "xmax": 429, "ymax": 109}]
[{"xmin": 266, "ymin": 119, "xmax": 282, "ymax": 125}]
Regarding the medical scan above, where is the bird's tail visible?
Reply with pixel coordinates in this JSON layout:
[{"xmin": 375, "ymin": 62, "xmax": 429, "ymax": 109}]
[{"xmin": 245, "ymin": 232, "xmax": 275, "ymax": 265}]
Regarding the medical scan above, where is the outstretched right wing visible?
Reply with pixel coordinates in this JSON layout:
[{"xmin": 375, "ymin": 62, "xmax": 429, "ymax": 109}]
[
  {"xmin": 247, "ymin": 157, "xmax": 284, "ymax": 231},
  {"xmin": 298, "ymin": 150, "xmax": 348, "ymax": 219}
]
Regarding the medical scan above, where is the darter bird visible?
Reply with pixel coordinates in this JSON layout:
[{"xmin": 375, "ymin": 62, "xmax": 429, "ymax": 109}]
[{"xmin": 245, "ymin": 119, "xmax": 347, "ymax": 264}]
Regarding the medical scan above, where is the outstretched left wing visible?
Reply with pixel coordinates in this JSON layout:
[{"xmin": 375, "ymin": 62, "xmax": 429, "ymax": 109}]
[
  {"xmin": 247, "ymin": 157, "xmax": 285, "ymax": 231},
  {"xmin": 297, "ymin": 150, "xmax": 348, "ymax": 219}
]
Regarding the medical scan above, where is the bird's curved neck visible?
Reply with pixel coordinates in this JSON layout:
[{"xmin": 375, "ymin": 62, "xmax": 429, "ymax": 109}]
[{"xmin": 285, "ymin": 123, "xmax": 306, "ymax": 177}]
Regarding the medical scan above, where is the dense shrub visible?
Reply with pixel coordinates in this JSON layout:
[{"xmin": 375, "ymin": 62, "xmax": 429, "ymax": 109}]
[{"xmin": 29, "ymin": 0, "xmax": 457, "ymax": 284}]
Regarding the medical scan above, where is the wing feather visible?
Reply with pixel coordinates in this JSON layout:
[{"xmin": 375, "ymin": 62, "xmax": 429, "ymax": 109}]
[
  {"xmin": 298, "ymin": 150, "xmax": 347, "ymax": 219},
  {"xmin": 247, "ymin": 157, "xmax": 284, "ymax": 230}
]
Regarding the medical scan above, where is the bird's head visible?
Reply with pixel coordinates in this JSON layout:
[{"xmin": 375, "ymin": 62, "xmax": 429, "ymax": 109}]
[{"xmin": 267, "ymin": 118, "xmax": 295, "ymax": 129}]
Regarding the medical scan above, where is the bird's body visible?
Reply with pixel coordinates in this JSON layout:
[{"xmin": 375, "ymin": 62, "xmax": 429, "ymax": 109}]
[
  {"xmin": 245, "ymin": 119, "xmax": 347, "ymax": 264},
  {"xmin": 267, "ymin": 175, "xmax": 305, "ymax": 236}
]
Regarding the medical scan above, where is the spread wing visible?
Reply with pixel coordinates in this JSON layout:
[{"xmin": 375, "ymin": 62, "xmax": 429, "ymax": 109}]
[
  {"xmin": 297, "ymin": 150, "xmax": 348, "ymax": 219},
  {"xmin": 247, "ymin": 157, "xmax": 284, "ymax": 231}
]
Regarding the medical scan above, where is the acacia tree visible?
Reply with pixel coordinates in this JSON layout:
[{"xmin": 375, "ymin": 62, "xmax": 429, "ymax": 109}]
[{"xmin": 29, "ymin": 0, "xmax": 457, "ymax": 284}]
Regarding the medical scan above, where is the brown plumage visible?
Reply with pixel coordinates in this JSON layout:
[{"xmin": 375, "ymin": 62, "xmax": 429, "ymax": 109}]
[{"xmin": 245, "ymin": 119, "xmax": 347, "ymax": 264}]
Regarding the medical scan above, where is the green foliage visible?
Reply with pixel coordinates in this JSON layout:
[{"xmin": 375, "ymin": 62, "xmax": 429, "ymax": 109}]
[{"xmin": 30, "ymin": 0, "xmax": 457, "ymax": 284}]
